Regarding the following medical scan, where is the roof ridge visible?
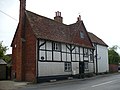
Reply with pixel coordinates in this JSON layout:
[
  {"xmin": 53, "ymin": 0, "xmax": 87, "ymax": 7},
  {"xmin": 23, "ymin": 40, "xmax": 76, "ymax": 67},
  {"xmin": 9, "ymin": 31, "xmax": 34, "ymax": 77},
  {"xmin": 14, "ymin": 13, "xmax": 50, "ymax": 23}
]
[
  {"xmin": 88, "ymin": 32, "xmax": 108, "ymax": 47},
  {"xmin": 25, "ymin": 10, "xmax": 68, "ymax": 26}
]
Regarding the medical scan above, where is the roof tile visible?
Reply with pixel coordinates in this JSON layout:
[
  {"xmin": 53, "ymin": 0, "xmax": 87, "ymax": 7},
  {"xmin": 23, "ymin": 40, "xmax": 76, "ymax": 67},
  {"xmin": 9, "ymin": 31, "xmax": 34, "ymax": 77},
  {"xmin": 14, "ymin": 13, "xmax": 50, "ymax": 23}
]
[
  {"xmin": 88, "ymin": 32, "xmax": 108, "ymax": 47},
  {"xmin": 26, "ymin": 10, "xmax": 93, "ymax": 48}
]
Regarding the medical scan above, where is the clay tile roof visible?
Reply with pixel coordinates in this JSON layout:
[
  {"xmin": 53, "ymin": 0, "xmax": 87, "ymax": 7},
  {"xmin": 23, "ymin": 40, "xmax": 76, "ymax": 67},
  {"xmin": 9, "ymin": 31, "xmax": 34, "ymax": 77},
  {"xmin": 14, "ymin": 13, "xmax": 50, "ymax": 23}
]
[
  {"xmin": 88, "ymin": 32, "xmax": 108, "ymax": 47},
  {"xmin": 26, "ymin": 10, "xmax": 93, "ymax": 48},
  {"xmin": 26, "ymin": 11, "xmax": 70, "ymax": 43},
  {"xmin": 0, "ymin": 59, "xmax": 7, "ymax": 65}
]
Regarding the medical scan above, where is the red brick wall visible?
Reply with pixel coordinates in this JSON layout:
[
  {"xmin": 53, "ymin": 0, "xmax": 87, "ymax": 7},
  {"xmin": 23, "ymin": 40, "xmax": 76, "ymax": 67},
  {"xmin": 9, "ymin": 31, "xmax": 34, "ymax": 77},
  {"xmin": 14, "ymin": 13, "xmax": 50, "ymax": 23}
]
[
  {"xmin": 12, "ymin": 23, "xmax": 23, "ymax": 81},
  {"xmin": 24, "ymin": 19, "xmax": 37, "ymax": 82},
  {"xmin": 109, "ymin": 64, "xmax": 118, "ymax": 72},
  {"xmin": 12, "ymin": 19, "xmax": 37, "ymax": 82}
]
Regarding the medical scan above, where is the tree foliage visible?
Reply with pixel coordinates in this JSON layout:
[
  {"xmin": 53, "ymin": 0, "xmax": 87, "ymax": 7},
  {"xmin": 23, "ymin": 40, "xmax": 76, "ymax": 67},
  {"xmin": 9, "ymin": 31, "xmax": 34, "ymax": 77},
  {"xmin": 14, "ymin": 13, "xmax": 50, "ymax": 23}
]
[
  {"xmin": 108, "ymin": 46, "xmax": 120, "ymax": 65},
  {"xmin": 0, "ymin": 41, "xmax": 11, "ymax": 63}
]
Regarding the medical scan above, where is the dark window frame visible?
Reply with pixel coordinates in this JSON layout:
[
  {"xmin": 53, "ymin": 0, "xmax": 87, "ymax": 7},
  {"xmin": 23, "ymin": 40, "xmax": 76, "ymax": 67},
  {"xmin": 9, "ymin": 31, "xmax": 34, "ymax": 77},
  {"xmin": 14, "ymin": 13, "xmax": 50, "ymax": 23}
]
[
  {"xmin": 64, "ymin": 62, "xmax": 72, "ymax": 72},
  {"xmin": 53, "ymin": 42, "xmax": 61, "ymax": 51}
]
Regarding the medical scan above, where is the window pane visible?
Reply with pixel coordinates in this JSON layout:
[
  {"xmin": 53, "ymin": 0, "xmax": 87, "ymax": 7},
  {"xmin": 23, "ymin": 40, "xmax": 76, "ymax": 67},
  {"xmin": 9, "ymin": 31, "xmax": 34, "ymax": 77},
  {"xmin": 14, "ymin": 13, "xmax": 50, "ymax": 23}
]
[
  {"xmin": 53, "ymin": 42, "xmax": 61, "ymax": 51},
  {"xmin": 80, "ymin": 31, "xmax": 84, "ymax": 39}
]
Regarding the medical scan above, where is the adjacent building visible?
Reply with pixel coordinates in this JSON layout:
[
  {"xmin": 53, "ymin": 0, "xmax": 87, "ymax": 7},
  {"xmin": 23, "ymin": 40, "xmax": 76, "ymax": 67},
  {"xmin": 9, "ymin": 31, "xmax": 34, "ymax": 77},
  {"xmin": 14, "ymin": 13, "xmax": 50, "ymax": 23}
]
[
  {"xmin": 0, "ymin": 59, "xmax": 7, "ymax": 80},
  {"xmin": 88, "ymin": 32, "xmax": 109, "ymax": 74}
]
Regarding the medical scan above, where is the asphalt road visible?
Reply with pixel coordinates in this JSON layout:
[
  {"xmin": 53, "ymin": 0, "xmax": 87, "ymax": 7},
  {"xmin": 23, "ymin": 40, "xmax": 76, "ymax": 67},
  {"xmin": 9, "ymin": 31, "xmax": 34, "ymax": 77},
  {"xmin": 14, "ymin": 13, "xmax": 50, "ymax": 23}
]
[{"xmin": 19, "ymin": 73, "xmax": 120, "ymax": 90}]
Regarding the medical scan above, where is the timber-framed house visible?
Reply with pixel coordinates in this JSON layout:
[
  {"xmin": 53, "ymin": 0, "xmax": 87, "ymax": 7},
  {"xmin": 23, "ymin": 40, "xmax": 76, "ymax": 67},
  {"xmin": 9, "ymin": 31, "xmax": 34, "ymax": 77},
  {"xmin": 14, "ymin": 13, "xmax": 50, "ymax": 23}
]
[{"xmin": 11, "ymin": 0, "xmax": 95, "ymax": 83}]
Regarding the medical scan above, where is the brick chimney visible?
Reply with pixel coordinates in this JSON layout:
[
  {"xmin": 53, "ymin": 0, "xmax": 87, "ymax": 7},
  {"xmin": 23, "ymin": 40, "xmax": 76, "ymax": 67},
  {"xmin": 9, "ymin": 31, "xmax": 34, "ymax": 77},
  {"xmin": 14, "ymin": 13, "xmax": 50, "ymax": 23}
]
[
  {"xmin": 54, "ymin": 11, "xmax": 63, "ymax": 23},
  {"xmin": 19, "ymin": 0, "xmax": 26, "ymax": 22},
  {"xmin": 18, "ymin": 0, "xmax": 26, "ymax": 81},
  {"xmin": 77, "ymin": 15, "xmax": 81, "ymax": 22}
]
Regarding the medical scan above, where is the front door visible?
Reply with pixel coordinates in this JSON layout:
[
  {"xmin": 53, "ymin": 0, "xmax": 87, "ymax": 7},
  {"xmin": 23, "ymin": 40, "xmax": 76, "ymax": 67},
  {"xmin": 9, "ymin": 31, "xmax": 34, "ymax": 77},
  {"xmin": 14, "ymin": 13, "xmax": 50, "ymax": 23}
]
[{"xmin": 79, "ymin": 62, "xmax": 84, "ymax": 77}]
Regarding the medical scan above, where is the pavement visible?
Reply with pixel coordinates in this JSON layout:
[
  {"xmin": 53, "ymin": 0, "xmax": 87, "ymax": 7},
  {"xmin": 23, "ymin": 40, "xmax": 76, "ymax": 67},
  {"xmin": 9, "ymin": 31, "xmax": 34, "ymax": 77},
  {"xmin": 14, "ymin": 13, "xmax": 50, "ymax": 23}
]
[{"xmin": 0, "ymin": 80, "xmax": 28, "ymax": 90}]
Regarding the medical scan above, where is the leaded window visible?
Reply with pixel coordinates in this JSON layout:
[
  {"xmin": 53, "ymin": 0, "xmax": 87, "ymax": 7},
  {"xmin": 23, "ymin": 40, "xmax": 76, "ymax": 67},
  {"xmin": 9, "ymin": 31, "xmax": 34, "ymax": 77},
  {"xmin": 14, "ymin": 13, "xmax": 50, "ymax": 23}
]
[
  {"xmin": 53, "ymin": 42, "xmax": 61, "ymax": 51},
  {"xmin": 64, "ymin": 62, "xmax": 71, "ymax": 72},
  {"xmin": 80, "ymin": 31, "xmax": 84, "ymax": 39}
]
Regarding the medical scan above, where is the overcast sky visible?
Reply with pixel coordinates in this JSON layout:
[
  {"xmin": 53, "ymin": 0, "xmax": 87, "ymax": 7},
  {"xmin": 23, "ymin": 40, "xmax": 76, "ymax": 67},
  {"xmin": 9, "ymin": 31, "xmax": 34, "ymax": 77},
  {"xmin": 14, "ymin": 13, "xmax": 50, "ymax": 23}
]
[{"xmin": 0, "ymin": 0, "xmax": 120, "ymax": 54}]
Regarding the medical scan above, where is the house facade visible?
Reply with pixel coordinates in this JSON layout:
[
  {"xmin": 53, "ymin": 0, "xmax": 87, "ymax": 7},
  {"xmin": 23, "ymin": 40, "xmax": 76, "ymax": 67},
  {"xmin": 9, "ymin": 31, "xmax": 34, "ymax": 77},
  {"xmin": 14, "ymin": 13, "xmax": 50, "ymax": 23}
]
[
  {"xmin": 88, "ymin": 32, "xmax": 109, "ymax": 74},
  {"xmin": 11, "ymin": 0, "xmax": 98, "ymax": 83}
]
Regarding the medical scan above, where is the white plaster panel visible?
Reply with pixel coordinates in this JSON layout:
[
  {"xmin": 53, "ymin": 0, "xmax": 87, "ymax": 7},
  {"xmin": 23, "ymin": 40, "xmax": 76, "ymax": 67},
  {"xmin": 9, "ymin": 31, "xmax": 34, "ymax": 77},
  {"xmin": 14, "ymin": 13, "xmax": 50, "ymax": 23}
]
[
  {"xmin": 88, "ymin": 63, "xmax": 94, "ymax": 73},
  {"xmin": 80, "ymin": 48, "xmax": 83, "ymax": 54},
  {"xmin": 47, "ymin": 51, "xmax": 52, "ymax": 61},
  {"xmin": 62, "ymin": 44, "xmax": 66, "ymax": 52},
  {"xmin": 72, "ymin": 48, "xmax": 75, "ymax": 53},
  {"xmin": 76, "ymin": 54, "xmax": 79, "ymax": 61},
  {"xmin": 53, "ymin": 52, "xmax": 61, "ymax": 61},
  {"xmin": 72, "ymin": 54, "xmax": 75, "ymax": 61},
  {"xmin": 97, "ymin": 45, "xmax": 109, "ymax": 73},
  {"xmin": 39, "ymin": 50, "xmax": 46, "ymax": 60},
  {"xmin": 39, "ymin": 40, "xmax": 45, "ymax": 49},
  {"xmin": 72, "ymin": 62, "xmax": 79, "ymax": 75},
  {"xmin": 62, "ymin": 53, "xmax": 66, "ymax": 61},
  {"xmin": 80, "ymin": 55, "xmax": 83, "ymax": 61},
  {"xmin": 66, "ymin": 45, "xmax": 70, "ymax": 53},
  {"xmin": 67, "ymin": 53, "xmax": 71, "ymax": 61},
  {"xmin": 38, "ymin": 62, "xmax": 71, "ymax": 76},
  {"xmin": 76, "ymin": 47, "xmax": 79, "ymax": 53},
  {"xmin": 46, "ymin": 41, "xmax": 52, "ymax": 50}
]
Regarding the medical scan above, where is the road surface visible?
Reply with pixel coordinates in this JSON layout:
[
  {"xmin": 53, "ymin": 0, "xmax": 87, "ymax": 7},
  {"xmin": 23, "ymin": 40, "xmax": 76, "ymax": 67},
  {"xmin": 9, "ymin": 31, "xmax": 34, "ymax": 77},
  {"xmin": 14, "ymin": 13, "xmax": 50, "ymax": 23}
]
[{"xmin": 19, "ymin": 73, "xmax": 120, "ymax": 90}]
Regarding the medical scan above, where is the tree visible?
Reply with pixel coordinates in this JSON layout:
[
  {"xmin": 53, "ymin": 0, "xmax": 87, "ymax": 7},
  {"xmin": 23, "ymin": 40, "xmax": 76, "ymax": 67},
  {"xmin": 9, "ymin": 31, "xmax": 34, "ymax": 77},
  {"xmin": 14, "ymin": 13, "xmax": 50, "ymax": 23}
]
[
  {"xmin": 0, "ymin": 41, "xmax": 11, "ymax": 63},
  {"xmin": 108, "ymin": 46, "xmax": 120, "ymax": 65}
]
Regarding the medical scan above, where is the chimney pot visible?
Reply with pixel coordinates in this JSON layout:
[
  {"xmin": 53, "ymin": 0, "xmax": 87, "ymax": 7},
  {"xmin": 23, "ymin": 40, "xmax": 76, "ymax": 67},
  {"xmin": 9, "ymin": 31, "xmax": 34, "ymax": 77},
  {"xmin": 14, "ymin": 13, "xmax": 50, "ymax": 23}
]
[
  {"xmin": 54, "ymin": 11, "xmax": 63, "ymax": 23},
  {"xmin": 77, "ymin": 15, "xmax": 81, "ymax": 22}
]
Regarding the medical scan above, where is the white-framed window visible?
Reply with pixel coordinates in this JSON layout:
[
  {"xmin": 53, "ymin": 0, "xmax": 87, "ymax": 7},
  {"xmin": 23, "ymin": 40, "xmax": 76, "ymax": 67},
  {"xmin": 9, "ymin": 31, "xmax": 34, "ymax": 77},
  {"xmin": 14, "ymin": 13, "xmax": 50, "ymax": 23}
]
[
  {"xmin": 64, "ymin": 62, "xmax": 71, "ymax": 72},
  {"xmin": 53, "ymin": 42, "xmax": 61, "ymax": 51}
]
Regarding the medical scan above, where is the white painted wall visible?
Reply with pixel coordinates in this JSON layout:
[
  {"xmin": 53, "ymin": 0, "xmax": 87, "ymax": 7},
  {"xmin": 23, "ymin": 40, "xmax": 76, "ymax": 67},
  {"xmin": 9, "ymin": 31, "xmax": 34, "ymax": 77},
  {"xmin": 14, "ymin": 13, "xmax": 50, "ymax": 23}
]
[
  {"xmin": 97, "ymin": 45, "xmax": 109, "ymax": 73},
  {"xmin": 38, "ymin": 62, "xmax": 71, "ymax": 76},
  {"xmin": 38, "ymin": 40, "xmax": 94, "ymax": 77},
  {"xmin": 88, "ymin": 63, "xmax": 94, "ymax": 73},
  {"xmin": 72, "ymin": 62, "xmax": 79, "ymax": 75},
  {"xmin": 94, "ymin": 44, "xmax": 109, "ymax": 73}
]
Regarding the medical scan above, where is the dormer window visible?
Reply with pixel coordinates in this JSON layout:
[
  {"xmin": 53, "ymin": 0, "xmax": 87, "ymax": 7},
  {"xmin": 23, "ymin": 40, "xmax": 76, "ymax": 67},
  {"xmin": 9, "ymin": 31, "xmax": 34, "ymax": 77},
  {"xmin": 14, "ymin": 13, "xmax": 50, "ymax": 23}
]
[{"xmin": 80, "ymin": 31, "xmax": 84, "ymax": 39}]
